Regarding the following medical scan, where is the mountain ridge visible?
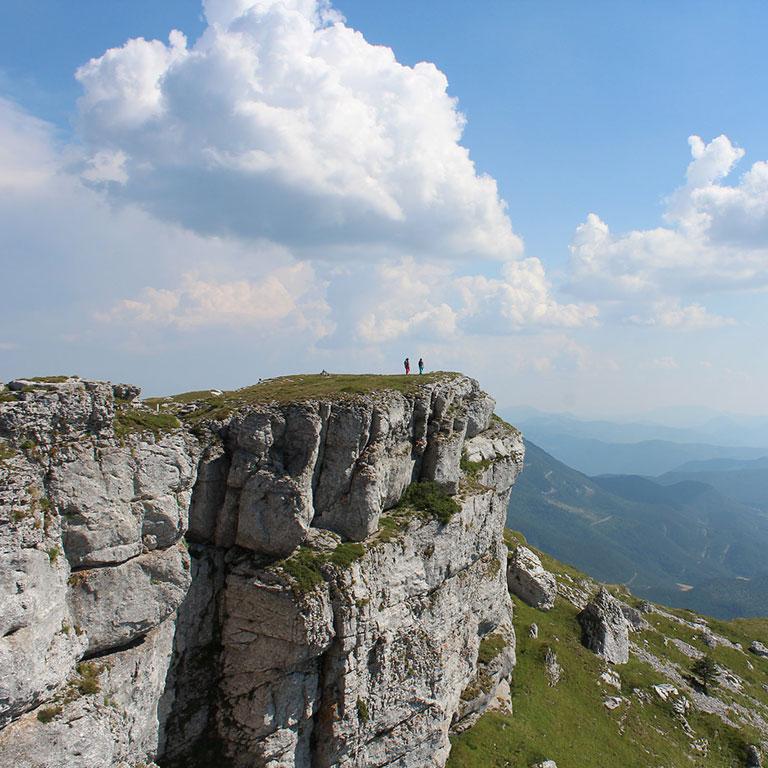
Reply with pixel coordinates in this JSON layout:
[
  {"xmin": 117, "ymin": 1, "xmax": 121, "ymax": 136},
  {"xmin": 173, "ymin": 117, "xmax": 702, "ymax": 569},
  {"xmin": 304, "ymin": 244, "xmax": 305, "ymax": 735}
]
[{"xmin": 507, "ymin": 439, "xmax": 768, "ymax": 618}]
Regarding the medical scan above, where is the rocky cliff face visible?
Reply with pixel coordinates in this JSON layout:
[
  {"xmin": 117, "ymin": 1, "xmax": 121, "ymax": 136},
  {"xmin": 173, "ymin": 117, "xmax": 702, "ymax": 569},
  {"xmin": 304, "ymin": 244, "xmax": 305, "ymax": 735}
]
[{"xmin": 0, "ymin": 373, "xmax": 523, "ymax": 768}]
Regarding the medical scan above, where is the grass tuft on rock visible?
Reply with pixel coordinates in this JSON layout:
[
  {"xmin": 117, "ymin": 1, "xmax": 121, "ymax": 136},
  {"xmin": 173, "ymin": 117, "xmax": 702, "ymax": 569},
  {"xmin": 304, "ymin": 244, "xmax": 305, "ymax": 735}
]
[
  {"xmin": 397, "ymin": 481, "xmax": 460, "ymax": 525},
  {"xmin": 0, "ymin": 442, "xmax": 17, "ymax": 461},
  {"xmin": 25, "ymin": 375, "xmax": 72, "ymax": 384},
  {"xmin": 36, "ymin": 705, "xmax": 62, "ymax": 723},
  {"xmin": 278, "ymin": 547, "xmax": 326, "ymax": 592},
  {"xmin": 113, "ymin": 409, "xmax": 180, "ymax": 440},
  {"xmin": 477, "ymin": 632, "xmax": 507, "ymax": 665},
  {"xmin": 75, "ymin": 662, "xmax": 103, "ymax": 695},
  {"xmin": 278, "ymin": 540, "xmax": 366, "ymax": 593},
  {"xmin": 327, "ymin": 542, "xmax": 365, "ymax": 568},
  {"xmin": 460, "ymin": 452, "xmax": 493, "ymax": 478}
]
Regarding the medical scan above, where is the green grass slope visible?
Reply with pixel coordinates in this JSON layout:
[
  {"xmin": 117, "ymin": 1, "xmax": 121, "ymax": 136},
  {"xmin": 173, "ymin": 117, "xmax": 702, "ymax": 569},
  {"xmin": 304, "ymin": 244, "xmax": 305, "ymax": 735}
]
[{"xmin": 447, "ymin": 533, "xmax": 768, "ymax": 768}]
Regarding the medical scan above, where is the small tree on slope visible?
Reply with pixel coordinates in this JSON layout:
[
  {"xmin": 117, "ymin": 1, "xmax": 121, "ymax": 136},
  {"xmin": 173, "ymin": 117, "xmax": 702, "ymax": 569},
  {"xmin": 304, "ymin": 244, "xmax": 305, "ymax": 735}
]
[{"xmin": 691, "ymin": 654, "xmax": 719, "ymax": 695}]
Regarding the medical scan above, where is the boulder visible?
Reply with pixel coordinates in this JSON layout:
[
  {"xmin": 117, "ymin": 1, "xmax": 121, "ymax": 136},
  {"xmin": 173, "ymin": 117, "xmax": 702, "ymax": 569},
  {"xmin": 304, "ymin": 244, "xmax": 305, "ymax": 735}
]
[
  {"xmin": 577, "ymin": 588, "xmax": 629, "ymax": 665},
  {"xmin": 747, "ymin": 744, "xmax": 763, "ymax": 768},
  {"xmin": 749, "ymin": 640, "xmax": 768, "ymax": 658},
  {"xmin": 112, "ymin": 383, "xmax": 141, "ymax": 401},
  {"xmin": 600, "ymin": 669, "xmax": 621, "ymax": 690},
  {"xmin": 619, "ymin": 602, "xmax": 649, "ymax": 632},
  {"xmin": 544, "ymin": 647, "xmax": 562, "ymax": 686},
  {"xmin": 507, "ymin": 545, "xmax": 557, "ymax": 610},
  {"xmin": 653, "ymin": 683, "xmax": 678, "ymax": 701}
]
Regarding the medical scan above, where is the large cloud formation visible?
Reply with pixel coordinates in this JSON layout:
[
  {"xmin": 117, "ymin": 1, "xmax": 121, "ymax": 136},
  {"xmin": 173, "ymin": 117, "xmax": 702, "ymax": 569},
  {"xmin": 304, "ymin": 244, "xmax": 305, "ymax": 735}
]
[
  {"xmin": 68, "ymin": 0, "xmax": 596, "ymax": 342},
  {"xmin": 569, "ymin": 134, "xmax": 768, "ymax": 306},
  {"xmin": 75, "ymin": 0, "xmax": 522, "ymax": 261},
  {"xmin": 0, "ymin": 95, "xmax": 332, "ymax": 351}
]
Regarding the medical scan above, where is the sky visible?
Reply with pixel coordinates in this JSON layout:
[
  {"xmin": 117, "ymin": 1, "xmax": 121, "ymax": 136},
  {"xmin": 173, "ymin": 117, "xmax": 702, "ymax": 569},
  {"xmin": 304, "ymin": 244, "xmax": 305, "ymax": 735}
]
[{"xmin": 1, "ymin": 0, "xmax": 767, "ymax": 416}]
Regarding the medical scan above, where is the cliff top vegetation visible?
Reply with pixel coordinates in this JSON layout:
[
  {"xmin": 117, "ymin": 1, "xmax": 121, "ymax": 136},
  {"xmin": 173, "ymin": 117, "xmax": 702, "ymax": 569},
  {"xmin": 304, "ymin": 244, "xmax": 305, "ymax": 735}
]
[{"xmin": 145, "ymin": 372, "xmax": 463, "ymax": 423}]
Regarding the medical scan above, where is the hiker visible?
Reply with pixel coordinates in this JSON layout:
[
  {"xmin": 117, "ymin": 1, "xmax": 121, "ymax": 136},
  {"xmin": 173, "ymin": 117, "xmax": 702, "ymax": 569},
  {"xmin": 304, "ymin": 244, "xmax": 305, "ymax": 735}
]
[
  {"xmin": 418, "ymin": 357, "xmax": 424, "ymax": 374},
  {"xmin": 404, "ymin": 357, "xmax": 410, "ymax": 375}
]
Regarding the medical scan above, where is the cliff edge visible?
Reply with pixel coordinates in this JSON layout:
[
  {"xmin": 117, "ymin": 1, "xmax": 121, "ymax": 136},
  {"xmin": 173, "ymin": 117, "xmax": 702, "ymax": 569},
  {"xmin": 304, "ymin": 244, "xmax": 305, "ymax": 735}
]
[{"xmin": 0, "ymin": 373, "xmax": 524, "ymax": 768}]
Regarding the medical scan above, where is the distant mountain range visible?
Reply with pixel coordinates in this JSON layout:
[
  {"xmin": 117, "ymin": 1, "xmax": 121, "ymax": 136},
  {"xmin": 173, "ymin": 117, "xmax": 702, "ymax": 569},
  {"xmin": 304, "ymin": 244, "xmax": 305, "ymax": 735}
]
[
  {"xmin": 657, "ymin": 456, "xmax": 768, "ymax": 511},
  {"xmin": 507, "ymin": 439, "xmax": 768, "ymax": 618},
  {"xmin": 504, "ymin": 408, "xmax": 768, "ymax": 476},
  {"xmin": 505, "ymin": 405, "xmax": 768, "ymax": 447}
]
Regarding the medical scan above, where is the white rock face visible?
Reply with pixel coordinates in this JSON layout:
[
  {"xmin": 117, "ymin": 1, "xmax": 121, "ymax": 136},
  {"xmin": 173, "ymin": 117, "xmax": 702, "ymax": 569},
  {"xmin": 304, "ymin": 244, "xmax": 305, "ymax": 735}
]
[
  {"xmin": 0, "ymin": 373, "xmax": 524, "ymax": 768},
  {"xmin": 506, "ymin": 544, "xmax": 557, "ymax": 610},
  {"xmin": 577, "ymin": 587, "xmax": 630, "ymax": 665},
  {"xmin": 215, "ymin": 375, "xmax": 503, "ymax": 552},
  {"xmin": 69, "ymin": 545, "xmax": 191, "ymax": 654},
  {"xmin": 0, "ymin": 378, "xmax": 195, "ymax": 767},
  {"xmin": 0, "ymin": 620, "xmax": 176, "ymax": 768}
]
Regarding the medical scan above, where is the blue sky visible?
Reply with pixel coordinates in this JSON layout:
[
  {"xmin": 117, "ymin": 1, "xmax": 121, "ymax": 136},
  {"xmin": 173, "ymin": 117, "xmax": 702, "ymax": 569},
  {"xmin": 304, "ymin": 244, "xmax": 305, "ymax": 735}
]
[{"xmin": 1, "ymin": 0, "xmax": 767, "ymax": 415}]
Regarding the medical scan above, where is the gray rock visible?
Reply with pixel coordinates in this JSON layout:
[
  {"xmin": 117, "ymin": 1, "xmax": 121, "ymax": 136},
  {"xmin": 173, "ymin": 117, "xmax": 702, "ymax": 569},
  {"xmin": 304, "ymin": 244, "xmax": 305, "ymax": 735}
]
[
  {"xmin": 749, "ymin": 640, "xmax": 768, "ymax": 658},
  {"xmin": 506, "ymin": 545, "xmax": 557, "ymax": 610},
  {"xmin": 0, "ymin": 620, "xmax": 176, "ymax": 768},
  {"xmin": 69, "ymin": 545, "xmax": 191, "ymax": 654},
  {"xmin": 464, "ymin": 391, "xmax": 496, "ymax": 438},
  {"xmin": 529, "ymin": 623, "xmax": 539, "ymax": 639},
  {"xmin": 544, "ymin": 647, "xmax": 562, "ymax": 686},
  {"xmin": 532, "ymin": 761, "xmax": 558, "ymax": 768},
  {"xmin": 577, "ymin": 587, "xmax": 629, "ymax": 665},
  {"xmin": 50, "ymin": 433, "xmax": 198, "ymax": 566},
  {"xmin": 620, "ymin": 602, "xmax": 650, "ymax": 632},
  {"xmin": 187, "ymin": 439, "xmax": 229, "ymax": 542},
  {"xmin": 747, "ymin": 744, "xmax": 763, "ymax": 768},
  {"xmin": 0, "ymin": 377, "xmax": 113, "ymax": 448},
  {"xmin": 0, "ymin": 373, "xmax": 526, "ymax": 768},
  {"xmin": 600, "ymin": 669, "xmax": 621, "ymax": 690},
  {"xmin": 112, "ymin": 383, "xmax": 141, "ymax": 401}
]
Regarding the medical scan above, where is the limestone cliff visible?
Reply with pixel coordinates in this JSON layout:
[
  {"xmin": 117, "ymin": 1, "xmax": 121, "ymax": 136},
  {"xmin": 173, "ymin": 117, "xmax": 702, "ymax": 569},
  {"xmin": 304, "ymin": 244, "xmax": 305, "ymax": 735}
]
[{"xmin": 0, "ymin": 373, "xmax": 523, "ymax": 768}]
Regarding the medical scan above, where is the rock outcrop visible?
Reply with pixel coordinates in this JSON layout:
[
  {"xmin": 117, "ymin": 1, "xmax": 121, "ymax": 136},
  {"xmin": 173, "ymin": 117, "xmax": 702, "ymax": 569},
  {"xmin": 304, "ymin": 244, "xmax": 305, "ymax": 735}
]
[
  {"xmin": 747, "ymin": 744, "xmax": 763, "ymax": 768},
  {"xmin": 577, "ymin": 587, "xmax": 630, "ymax": 665},
  {"xmin": 0, "ymin": 373, "xmax": 524, "ymax": 768},
  {"xmin": 506, "ymin": 544, "xmax": 557, "ymax": 610}
]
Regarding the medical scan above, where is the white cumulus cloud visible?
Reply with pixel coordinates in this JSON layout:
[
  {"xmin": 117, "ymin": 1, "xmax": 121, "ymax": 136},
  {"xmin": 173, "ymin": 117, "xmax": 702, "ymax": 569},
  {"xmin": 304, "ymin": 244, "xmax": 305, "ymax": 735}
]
[
  {"xmin": 456, "ymin": 258, "xmax": 599, "ymax": 332},
  {"xmin": 570, "ymin": 135, "xmax": 768, "ymax": 302},
  {"xmin": 99, "ymin": 263, "xmax": 332, "ymax": 334},
  {"xmin": 626, "ymin": 300, "xmax": 736, "ymax": 331},
  {"xmin": 75, "ymin": 0, "xmax": 522, "ymax": 261},
  {"xmin": 353, "ymin": 257, "xmax": 597, "ymax": 344}
]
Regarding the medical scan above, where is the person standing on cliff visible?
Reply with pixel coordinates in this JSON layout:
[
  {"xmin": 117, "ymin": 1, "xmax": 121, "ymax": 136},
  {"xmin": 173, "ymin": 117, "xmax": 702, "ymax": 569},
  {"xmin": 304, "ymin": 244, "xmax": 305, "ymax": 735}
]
[
  {"xmin": 403, "ymin": 357, "xmax": 410, "ymax": 375},
  {"xmin": 418, "ymin": 357, "xmax": 424, "ymax": 374}
]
